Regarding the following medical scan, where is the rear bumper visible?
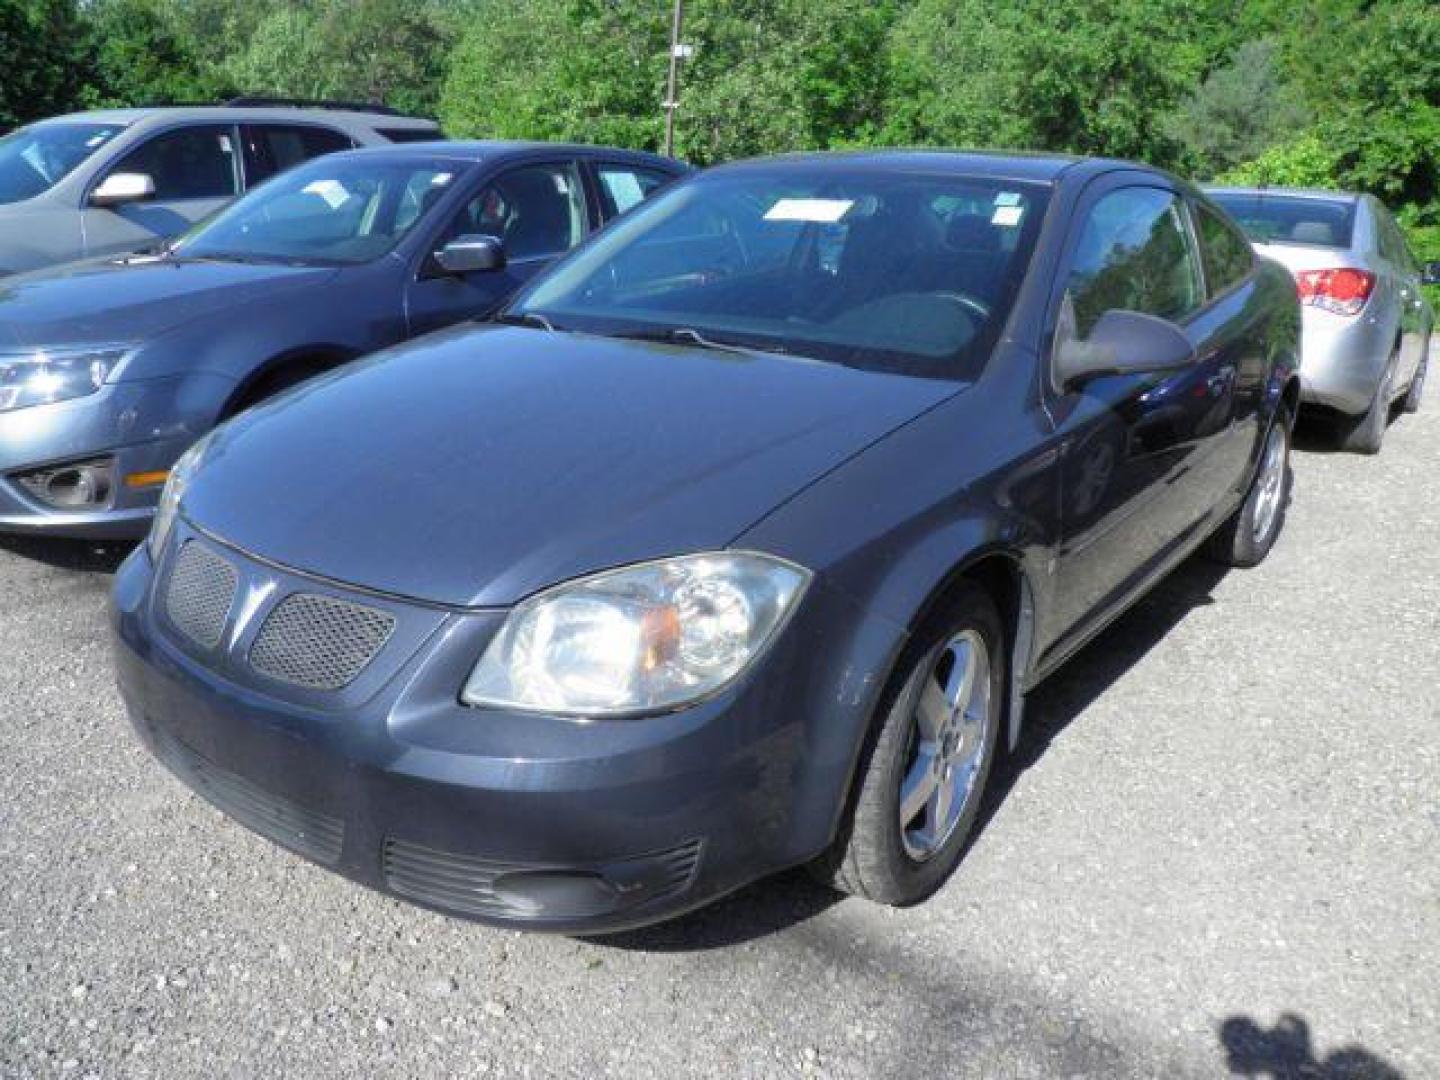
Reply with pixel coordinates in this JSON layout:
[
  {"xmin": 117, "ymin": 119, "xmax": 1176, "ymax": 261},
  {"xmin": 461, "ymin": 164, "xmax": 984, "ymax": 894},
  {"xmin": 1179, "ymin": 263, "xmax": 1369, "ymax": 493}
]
[
  {"xmin": 111, "ymin": 531, "xmax": 902, "ymax": 932},
  {"xmin": 1298, "ymin": 306, "xmax": 1393, "ymax": 415},
  {"xmin": 0, "ymin": 375, "xmax": 227, "ymax": 538}
]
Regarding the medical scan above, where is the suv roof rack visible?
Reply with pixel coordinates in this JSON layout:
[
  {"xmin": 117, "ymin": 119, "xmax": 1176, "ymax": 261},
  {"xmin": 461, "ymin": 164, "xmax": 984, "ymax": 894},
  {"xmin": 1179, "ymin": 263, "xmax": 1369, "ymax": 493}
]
[{"xmin": 223, "ymin": 97, "xmax": 404, "ymax": 117}]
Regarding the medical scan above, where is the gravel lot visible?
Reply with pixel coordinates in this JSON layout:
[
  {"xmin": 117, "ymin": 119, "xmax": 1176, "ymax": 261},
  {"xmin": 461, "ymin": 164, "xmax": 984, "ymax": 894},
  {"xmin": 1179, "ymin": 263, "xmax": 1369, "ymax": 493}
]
[{"xmin": 3, "ymin": 357, "xmax": 1437, "ymax": 1079}]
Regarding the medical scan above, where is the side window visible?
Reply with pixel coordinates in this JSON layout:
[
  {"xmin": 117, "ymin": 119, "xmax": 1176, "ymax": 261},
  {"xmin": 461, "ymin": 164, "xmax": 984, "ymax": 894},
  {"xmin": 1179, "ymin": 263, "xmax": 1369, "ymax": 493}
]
[
  {"xmin": 1194, "ymin": 202, "xmax": 1254, "ymax": 298},
  {"xmin": 596, "ymin": 165, "xmax": 673, "ymax": 219},
  {"xmin": 241, "ymin": 125, "xmax": 354, "ymax": 188},
  {"xmin": 106, "ymin": 125, "xmax": 238, "ymax": 201},
  {"xmin": 1063, "ymin": 186, "xmax": 1204, "ymax": 337},
  {"xmin": 443, "ymin": 162, "xmax": 586, "ymax": 261},
  {"xmin": 1375, "ymin": 208, "xmax": 1416, "ymax": 273}
]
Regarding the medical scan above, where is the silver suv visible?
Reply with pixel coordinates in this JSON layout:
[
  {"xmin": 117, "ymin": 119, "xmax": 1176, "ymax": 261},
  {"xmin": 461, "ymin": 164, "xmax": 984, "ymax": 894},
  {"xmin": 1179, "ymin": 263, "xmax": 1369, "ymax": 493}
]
[{"xmin": 0, "ymin": 98, "xmax": 439, "ymax": 277}]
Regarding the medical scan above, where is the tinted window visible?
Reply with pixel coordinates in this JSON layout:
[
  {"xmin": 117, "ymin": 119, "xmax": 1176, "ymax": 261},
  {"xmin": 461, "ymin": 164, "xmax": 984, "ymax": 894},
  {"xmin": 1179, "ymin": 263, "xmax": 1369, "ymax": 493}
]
[
  {"xmin": 443, "ymin": 163, "xmax": 587, "ymax": 261},
  {"xmin": 241, "ymin": 124, "xmax": 353, "ymax": 187},
  {"xmin": 108, "ymin": 125, "xmax": 239, "ymax": 201},
  {"xmin": 175, "ymin": 157, "xmax": 466, "ymax": 266},
  {"xmin": 0, "ymin": 122, "xmax": 124, "ymax": 205},
  {"xmin": 1194, "ymin": 202, "xmax": 1254, "ymax": 296},
  {"xmin": 1208, "ymin": 193, "xmax": 1356, "ymax": 249},
  {"xmin": 1065, "ymin": 187, "xmax": 1204, "ymax": 336},
  {"xmin": 596, "ymin": 165, "xmax": 673, "ymax": 218},
  {"xmin": 508, "ymin": 172, "xmax": 1050, "ymax": 378}
]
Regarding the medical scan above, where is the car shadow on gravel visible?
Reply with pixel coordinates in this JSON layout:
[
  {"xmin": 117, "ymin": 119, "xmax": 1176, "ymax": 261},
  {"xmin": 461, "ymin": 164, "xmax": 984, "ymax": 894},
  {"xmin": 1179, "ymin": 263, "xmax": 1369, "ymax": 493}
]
[
  {"xmin": 602, "ymin": 554, "xmax": 1234, "ymax": 954},
  {"xmin": 0, "ymin": 535, "xmax": 135, "ymax": 573},
  {"xmin": 1220, "ymin": 1013, "xmax": 1404, "ymax": 1078}
]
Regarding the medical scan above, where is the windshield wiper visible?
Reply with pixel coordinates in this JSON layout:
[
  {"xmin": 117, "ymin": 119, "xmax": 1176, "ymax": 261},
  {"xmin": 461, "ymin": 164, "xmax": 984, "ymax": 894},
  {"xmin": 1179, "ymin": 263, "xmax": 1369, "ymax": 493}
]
[
  {"xmin": 610, "ymin": 326, "xmax": 795, "ymax": 358},
  {"xmin": 492, "ymin": 311, "xmax": 559, "ymax": 332}
]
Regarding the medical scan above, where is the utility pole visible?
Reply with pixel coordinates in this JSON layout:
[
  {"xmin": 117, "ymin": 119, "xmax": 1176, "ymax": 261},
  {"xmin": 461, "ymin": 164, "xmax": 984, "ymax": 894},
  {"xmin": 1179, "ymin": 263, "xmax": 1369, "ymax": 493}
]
[{"xmin": 662, "ymin": 0, "xmax": 687, "ymax": 158}]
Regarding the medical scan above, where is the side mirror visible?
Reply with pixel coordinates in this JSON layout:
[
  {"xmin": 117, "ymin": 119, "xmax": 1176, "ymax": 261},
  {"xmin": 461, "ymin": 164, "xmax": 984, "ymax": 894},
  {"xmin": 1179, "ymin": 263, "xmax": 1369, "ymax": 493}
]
[
  {"xmin": 90, "ymin": 172, "xmax": 156, "ymax": 208},
  {"xmin": 1055, "ymin": 309, "xmax": 1195, "ymax": 388},
  {"xmin": 433, "ymin": 234, "xmax": 505, "ymax": 276},
  {"xmin": 1422, "ymin": 261, "xmax": 1440, "ymax": 286}
]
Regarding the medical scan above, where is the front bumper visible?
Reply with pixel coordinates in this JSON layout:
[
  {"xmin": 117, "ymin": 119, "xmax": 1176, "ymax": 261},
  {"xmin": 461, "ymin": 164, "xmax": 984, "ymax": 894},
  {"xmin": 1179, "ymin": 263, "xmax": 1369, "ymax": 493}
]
[
  {"xmin": 0, "ymin": 374, "xmax": 229, "ymax": 538},
  {"xmin": 111, "ymin": 525, "xmax": 903, "ymax": 932}
]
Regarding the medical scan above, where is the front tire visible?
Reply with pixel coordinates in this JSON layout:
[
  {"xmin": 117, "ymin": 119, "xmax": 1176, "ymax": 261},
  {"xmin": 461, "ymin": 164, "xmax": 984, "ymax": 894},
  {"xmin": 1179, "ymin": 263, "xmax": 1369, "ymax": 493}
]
[
  {"xmin": 1206, "ymin": 412, "xmax": 1292, "ymax": 568},
  {"xmin": 812, "ymin": 581, "xmax": 1004, "ymax": 906}
]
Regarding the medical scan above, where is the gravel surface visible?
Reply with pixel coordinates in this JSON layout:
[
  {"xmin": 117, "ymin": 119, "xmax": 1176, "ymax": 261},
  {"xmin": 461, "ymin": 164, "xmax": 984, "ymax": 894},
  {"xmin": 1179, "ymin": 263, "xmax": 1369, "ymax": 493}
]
[{"xmin": 3, "ymin": 359, "xmax": 1437, "ymax": 1078}]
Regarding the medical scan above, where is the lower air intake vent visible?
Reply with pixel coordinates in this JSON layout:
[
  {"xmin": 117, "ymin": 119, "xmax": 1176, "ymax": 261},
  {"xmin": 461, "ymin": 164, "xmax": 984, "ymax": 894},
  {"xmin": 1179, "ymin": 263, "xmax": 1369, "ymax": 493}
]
[
  {"xmin": 249, "ymin": 593, "xmax": 395, "ymax": 690},
  {"xmin": 164, "ymin": 541, "xmax": 238, "ymax": 649},
  {"xmin": 150, "ymin": 725, "xmax": 344, "ymax": 865}
]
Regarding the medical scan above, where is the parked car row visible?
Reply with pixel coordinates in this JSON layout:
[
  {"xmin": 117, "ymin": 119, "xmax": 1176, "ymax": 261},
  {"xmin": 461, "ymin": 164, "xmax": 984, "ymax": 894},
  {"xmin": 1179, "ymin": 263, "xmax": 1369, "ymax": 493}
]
[{"xmin": 0, "ymin": 101, "xmax": 1430, "ymax": 932}]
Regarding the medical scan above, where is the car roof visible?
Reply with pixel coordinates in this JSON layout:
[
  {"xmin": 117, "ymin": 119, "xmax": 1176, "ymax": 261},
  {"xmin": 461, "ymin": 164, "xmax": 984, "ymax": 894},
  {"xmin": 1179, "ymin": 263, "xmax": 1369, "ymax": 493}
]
[
  {"xmin": 36, "ymin": 106, "xmax": 439, "ymax": 130},
  {"xmin": 322, "ymin": 140, "xmax": 687, "ymax": 168},
  {"xmin": 702, "ymin": 149, "xmax": 1119, "ymax": 184},
  {"xmin": 1204, "ymin": 185, "xmax": 1359, "ymax": 205}
]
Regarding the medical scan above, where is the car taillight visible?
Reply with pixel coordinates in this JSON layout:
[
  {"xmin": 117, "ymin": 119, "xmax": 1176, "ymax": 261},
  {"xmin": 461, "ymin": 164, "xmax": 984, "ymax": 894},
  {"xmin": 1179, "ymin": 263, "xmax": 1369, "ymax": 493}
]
[{"xmin": 1295, "ymin": 268, "xmax": 1375, "ymax": 316}]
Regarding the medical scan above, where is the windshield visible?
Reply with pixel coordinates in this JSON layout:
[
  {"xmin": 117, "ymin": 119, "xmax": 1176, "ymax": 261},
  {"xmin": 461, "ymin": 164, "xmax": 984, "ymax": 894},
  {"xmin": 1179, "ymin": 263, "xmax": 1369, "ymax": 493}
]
[
  {"xmin": 174, "ymin": 156, "xmax": 471, "ymax": 266},
  {"xmin": 1209, "ymin": 192, "xmax": 1356, "ymax": 249},
  {"xmin": 507, "ymin": 169, "xmax": 1050, "ymax": 378},
  {"xmin": 0, "ymin": 122, "xmax": 124, "ymax": 205}
]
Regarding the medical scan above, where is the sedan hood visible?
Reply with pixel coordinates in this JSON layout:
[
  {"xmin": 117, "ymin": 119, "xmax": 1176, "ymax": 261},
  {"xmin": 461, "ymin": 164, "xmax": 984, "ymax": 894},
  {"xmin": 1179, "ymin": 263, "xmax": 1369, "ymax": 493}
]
[
  {"xmin": 186, "ymin": 325, "xmax": 960, "ymax": 607},
  {"xmin": 0, "ymin": 257, "xmax": 338, "ymax": 350}
]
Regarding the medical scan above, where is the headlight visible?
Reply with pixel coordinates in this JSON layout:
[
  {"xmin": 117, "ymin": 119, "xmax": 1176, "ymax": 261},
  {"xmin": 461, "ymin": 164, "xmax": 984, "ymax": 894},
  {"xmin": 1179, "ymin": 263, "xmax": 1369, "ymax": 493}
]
[
  {"xmin": 147, "ymin": 434, "xmax": 211, "ymax": 559},
  {"xmin": 0, "ymin": 347, "xmax": 127, "ymax": 412},
  {"xmin": 463, "ymin": 552, "xmax": 810, "ymax": 716}
]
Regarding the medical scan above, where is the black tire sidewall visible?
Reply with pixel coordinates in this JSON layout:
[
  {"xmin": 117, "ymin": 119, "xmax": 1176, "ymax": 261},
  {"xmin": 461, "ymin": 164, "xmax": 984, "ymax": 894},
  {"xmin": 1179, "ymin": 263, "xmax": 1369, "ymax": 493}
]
[{"xmin": 845, "ymin": 581, "xmax": 1006, "ymax": 905}]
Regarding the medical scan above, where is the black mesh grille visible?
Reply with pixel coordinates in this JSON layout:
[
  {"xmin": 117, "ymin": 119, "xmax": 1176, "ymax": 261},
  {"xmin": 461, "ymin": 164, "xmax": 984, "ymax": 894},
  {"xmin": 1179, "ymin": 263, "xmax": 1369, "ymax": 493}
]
[
  {"xmin": 249, "ymin": 593, "xmax": 396, "ymax": 690},
  {"xmin": 164, "ymin": 542, "xmax": 238, "ymax": 649},
  {"xmin": 149, "ymin": 725, "xmax": 344, "ymax": 865}
]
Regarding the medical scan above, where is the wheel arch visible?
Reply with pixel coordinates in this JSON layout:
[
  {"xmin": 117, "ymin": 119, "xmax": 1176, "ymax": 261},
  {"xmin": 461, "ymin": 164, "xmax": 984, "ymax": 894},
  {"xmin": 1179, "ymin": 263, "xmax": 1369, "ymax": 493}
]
[{"xmin": 218, "ymin": 344, "xmax": 359, "ymax": 420}]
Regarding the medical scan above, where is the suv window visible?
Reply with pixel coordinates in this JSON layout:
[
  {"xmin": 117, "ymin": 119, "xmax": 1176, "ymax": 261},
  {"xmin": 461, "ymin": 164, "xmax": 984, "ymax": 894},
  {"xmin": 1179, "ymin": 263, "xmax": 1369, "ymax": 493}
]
[
  {"xmin": 596, "ymin": 165, "xmax": 673, "ymax": 218},
  {"xmin": 1064, "ymin": 186, "xmax": 1204, "ymax": 336},
  {"xmin": 442, "ymin": 162, "xmax": 586, "ymax": 262},
  {"xmin": 107, "ymin": 125, "xmax": 239, "ymax": 201},
  {"xmin": 241, "ymin": 124, "xmax": 354, "ymax": 188},
  {"xmin": 1194, "ymin": 202, "xmax": 1254, "ymax": 297}
]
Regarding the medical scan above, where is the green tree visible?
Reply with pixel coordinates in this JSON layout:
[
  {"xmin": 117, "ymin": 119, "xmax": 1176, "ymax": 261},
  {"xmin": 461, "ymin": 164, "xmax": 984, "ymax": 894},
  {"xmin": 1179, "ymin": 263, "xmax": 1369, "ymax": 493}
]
[
  {"xmin": 1171, "ymin": 39, "xmax": 1309, "ymax": 179},
  {"xmin": 0, "ymin": 0, "xmax": 92, "ymax": 129},
  {"xmin": 84, "ymin": 0, "xmax": 209, "ymax": 107}
]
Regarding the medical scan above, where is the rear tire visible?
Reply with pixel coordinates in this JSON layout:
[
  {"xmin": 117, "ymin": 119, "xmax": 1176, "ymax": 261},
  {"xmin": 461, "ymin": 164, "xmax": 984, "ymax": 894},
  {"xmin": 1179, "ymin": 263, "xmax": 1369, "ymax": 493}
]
[
  {"xmin": 811, "ymin": 581, "xmax": 1004, "ymax": 906},
  {"xmin": 1402, "ymin": 343, "xmax": 1428, "ymax": 415},
  {"xmin": 1340, "ymin": 347, "xmax": 1397, "ymax": 454},
  {"xmin": 1206, "ymin": 412, "xmax": 1292, "ymax": 568}
]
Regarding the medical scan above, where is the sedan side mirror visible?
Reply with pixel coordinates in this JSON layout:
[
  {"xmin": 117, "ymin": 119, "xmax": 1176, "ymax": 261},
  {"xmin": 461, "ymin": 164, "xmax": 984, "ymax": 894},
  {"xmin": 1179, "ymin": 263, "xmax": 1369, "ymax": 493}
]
[
  {"xmin": 1055, "ymin": 309, "xmax": 1196, "ymax": 388},
  {"xmin": 434, "ymin": 234, "xmax": 506, "ymax": 276},
  {"xmin": 90, "ymin": 172, "xmax": 156, "ymax": 208},
  {"xmin": 1423, "ymin": 261, "xmax": 1440, "ymax": 286}
]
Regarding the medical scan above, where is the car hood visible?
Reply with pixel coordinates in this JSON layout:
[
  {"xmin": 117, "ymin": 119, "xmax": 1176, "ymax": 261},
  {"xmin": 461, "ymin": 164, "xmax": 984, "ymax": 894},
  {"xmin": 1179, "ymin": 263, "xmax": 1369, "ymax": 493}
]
[
  {"xmin": 186, "ymin": 325, "xmax": 961, "ymax": 608},
  {"xmin": 0, "ymin": 257, "xmax": 338, "ymax": 351}
]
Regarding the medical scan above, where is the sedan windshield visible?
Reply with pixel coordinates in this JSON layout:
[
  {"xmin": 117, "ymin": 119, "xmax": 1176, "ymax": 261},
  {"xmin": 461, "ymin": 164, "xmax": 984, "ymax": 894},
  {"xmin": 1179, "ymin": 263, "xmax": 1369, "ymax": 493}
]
[
  {"xmin": 174, "ymin": 156, "xmax": 470, "ymax": 266},
  {"xmin": 1209, "ymin": 192, "xmax": 1357, "ymax": 249},
  {"xmin": 508, "ymin": 169, "xmax": 1050, "ymax": 378},
  {"xmin": 0, "ymin": 122, "xmax": 124, "ymax": 205}
]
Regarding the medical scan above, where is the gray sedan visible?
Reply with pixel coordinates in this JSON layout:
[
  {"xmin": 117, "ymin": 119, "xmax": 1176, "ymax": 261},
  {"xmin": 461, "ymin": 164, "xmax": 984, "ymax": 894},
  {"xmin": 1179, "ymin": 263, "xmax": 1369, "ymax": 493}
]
[
  {"xmin": 0, "ymin": 142, "xmax": 684, "ymax": 538},
  {"xmin": 1206, "ymin": 186, "xmax": 1436, "ymax": 453}
]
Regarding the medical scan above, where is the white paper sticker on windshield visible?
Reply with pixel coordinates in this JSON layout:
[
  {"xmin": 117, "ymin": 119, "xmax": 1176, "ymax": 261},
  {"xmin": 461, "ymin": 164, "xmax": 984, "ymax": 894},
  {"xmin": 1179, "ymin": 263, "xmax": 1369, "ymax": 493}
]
[
  {"xmin": 302, "ymin": 180, "xmax": 350, "ymax": 209},
  {"xmin": 994, "ymin": 191, "xmax": 1022, "ymax": 207},
  {"xmin": 992, "ymin": 205, "xmax": 1024, "ymax": 227},
  {"xmin": 765, "ymin": 198, "xmax": 854, "ymax": 223},
  {"xmin": 432, "ymin": 172, "xmax": 454, "ymax": 186}
]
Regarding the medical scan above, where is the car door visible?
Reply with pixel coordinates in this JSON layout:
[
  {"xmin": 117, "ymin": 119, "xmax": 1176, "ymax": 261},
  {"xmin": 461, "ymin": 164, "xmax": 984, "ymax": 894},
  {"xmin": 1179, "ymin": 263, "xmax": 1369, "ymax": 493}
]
[
  {"xmin": 239, "ymin": 124, "xmax": 355, "ymax": 191},
  {"xmin": 1374, "ymin": 202, "xmax": 1428, "ymax": 392},
  {"xmin": 80, "ymin": 124, "xmax": 241, "ymax": 257},
  {"xmin": 1043, "ymin": 179, "xmax": 1222, "ymax": 645},
  {"xmin": 403, "ymin": 159, "xmax": 589, "ymax": 337}
]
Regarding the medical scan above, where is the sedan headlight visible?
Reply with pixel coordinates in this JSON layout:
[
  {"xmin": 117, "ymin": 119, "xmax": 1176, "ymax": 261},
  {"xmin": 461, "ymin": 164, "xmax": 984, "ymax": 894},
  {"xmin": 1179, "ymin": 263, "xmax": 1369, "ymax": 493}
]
[
  {"xmin": 0, "ymin": 347, "xmax": 127, "ymax": 412},
  {"xmin": 463, "ymin": 552, "xmax": 810, "ymax": 717},
  {"xmin": 147, "ymin": 434, "xmax": 211, "ymax": 559}
]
